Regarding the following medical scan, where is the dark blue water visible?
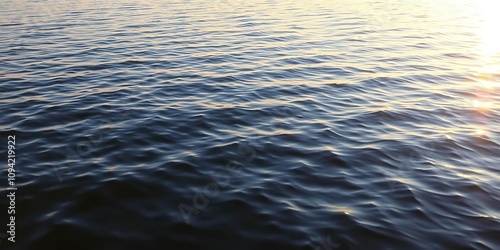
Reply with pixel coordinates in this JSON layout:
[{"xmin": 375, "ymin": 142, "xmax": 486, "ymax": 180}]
[{"xmin": 1, "ymin": 0, "xmax": 499, "ymax": 249}]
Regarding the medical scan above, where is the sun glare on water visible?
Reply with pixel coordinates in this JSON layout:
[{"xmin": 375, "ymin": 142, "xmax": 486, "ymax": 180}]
[
  {"xmin": 469, "ymin": 0, "xmax": 500, "ymax": 136},
  {"xmin": 477, "ymin": 1, "xmax": 500, "ymax": 57}
]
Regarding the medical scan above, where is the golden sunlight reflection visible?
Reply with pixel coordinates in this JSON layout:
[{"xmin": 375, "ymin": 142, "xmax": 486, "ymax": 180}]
[
  {"xmin": 477, "ymin": 0, "xmax": 500, "ymax": 57},
  {"xmin": 475, "ymin": 129, "xmax": 486, "ymax": 136},
  {"xmin": 477, "ymin": 81, "xmax": 499, "ymax": 89},
  {"xmin": 469, "ymin": 0, "xmax": 499, "ymax": 137},
  {"xmin": 475, "ymin": 0, "xmax": 500, "ymax": 83},
  {"xmin": 471, "ymin": 100, "xmax": 493, "ymax": 109},
  {"xmin": 326, "ymin": 205, "xmax": 354, "ymax": 215}
]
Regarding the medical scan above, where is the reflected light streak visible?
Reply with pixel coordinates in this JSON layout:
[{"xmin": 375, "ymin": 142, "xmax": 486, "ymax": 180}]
[
  {"xmin": 478, "ymin": 81, "xmax": 499, "ymax": 89},
  {"xmin": 474, "ymin": 129, "xmax": 487, "ymax": 136},
  {"xmin": 471, "ymin": 100, "xmax": 493, "ymax": 109},
  {"xmin": 477, "ymin": 0, "xmax": 500, "ymax": 57},
  {"xmin": 470, "ymin": 0, "xmax": 499, "ymax": 136}
]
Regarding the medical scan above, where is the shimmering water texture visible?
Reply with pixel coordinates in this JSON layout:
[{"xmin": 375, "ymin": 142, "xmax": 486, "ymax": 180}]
[{"xmin": 1, "ymin": 0, "xmax": 499, "ymax": 249}]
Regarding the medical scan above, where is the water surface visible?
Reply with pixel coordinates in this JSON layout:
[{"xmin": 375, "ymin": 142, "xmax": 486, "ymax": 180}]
[{"xmin": 1, "ymin": 0, "xmax": 499, "ymax": 249}]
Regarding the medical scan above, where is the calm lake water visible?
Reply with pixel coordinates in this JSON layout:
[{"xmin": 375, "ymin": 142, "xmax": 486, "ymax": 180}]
[{"xmin": 1, "ymin": 0, "xmax": 499, "ymax": 249}]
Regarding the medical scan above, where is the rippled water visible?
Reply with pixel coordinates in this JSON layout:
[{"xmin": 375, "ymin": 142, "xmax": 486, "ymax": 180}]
[{"xmin": 1, "ymin": 0, "xmax": 499, "ymax": 249}]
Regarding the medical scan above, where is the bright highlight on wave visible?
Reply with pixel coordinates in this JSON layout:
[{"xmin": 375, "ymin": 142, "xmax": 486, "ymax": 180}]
[
  {"xmin": 475, "ymin": 129, "xmax": 487, "ymax": 136},
  {"xmin": 477, "ymin": 0, "xmax": 500, "ymax": 57},
  {"xmin": 469, "ymin": 0, "xmax": 499, "ymax": 137},
  {"xmin": 478, "ymin": 81, "xmax": 499, "ymax": 89},
  {"xmin": 471, "ymin": 100, "xmax": 493, "ymax": 109}
]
